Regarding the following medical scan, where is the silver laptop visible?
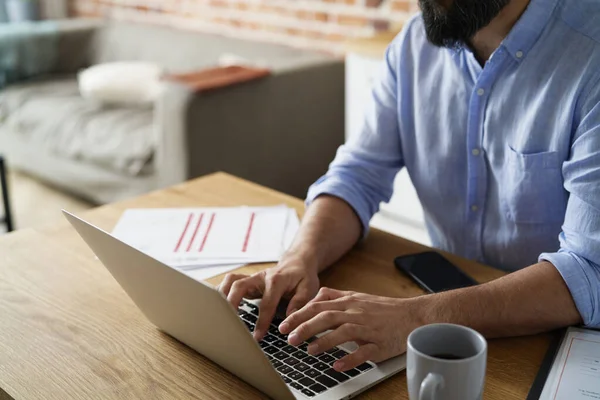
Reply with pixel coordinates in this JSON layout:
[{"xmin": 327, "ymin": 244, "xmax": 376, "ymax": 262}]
[{"xmin": 63, "ymin": 211, "xmax": 406, "ymax": 399}]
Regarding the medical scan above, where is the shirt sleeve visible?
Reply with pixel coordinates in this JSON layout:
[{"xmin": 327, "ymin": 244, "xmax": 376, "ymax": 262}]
[
  {"xmin": 306, "ymin": 26, "xmax": 411, "ymax": 236},
  {"xmin": 539, "ymin": 79, "xmax": 600, "ymax": 328}
]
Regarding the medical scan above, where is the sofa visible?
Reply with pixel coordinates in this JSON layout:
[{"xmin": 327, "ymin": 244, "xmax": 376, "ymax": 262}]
[{"xmin": 0, "ymin": 19, "xmax": 345, "ymax": 203}]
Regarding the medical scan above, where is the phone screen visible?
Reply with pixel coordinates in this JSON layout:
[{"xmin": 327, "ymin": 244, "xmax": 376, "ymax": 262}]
[{"xmin": 394, "ymin": 251, "xmax": 478, "ymax": 293}]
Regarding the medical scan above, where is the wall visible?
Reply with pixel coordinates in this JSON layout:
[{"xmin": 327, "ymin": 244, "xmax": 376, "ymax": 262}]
[{"xmin": 69, "ymin": 0, "xmax": 419, "ymax": 53}]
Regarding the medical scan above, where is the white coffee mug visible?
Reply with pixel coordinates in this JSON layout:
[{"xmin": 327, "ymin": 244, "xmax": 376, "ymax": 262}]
[{"xmin": 407, "ymin": 323, "xmax": 487, "ymax": 400}]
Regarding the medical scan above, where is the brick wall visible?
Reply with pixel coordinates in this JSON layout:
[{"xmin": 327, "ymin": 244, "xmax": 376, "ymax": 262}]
[{"xmin": 70, "ymin": 0, "xmax": 419, "ymax": 53}]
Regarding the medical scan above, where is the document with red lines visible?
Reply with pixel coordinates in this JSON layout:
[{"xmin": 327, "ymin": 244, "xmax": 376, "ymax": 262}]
[
  {"xmin": 540, "ymin": 327, "xmax": 600, "ymax": 400},
  {"xmin": 111, "ymin": 206, "xmax": 299, "ymax": 270}
]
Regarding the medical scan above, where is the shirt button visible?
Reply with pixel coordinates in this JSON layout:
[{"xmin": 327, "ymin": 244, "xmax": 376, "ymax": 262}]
[
  {"xmin": 471, "ymin": 148, "xmax": 481, "ymax": 156},
  {"xmin": 516, "ymin": 51, "xmax": 524, "ymax": 58},
  {"xmin": 477, "ymin": 88, "xmax": 485, "ymax": 96},
  {"xmin": 471, "ymin": 205, "xmax": 479, "ymax": 212}
]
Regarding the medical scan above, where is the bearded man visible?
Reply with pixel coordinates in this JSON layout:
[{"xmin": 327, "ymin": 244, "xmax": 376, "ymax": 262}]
[{"xmin": 220, "ymin": 0, "xmax": 600, "ymax": 372}]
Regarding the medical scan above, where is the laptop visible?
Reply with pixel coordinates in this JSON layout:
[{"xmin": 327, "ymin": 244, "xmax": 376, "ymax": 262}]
[{"xmin": 63, "ymin": 211, "xmax": 406, "ymax": 399}]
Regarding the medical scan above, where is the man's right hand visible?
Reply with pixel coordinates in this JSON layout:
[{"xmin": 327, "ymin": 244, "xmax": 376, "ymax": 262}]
[{"xmin": 218, "ymin": 253, "xmax": 320, "ymax": 341}]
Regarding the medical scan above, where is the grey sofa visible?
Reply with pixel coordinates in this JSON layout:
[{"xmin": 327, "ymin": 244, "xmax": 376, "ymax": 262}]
[{"xmin": 0, "ymin": 19, "xmax": 344, "ymax": 203}]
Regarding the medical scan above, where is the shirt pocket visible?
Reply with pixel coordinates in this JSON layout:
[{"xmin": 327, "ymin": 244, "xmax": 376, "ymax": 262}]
[{"xmin": 502, "ymin": 145, "xmax": 566, "ymax": 224}]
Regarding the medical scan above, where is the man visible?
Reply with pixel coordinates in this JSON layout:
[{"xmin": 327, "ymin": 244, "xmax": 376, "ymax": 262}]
[{"xmin": 220, "ymin": 0, "xmax": 600, "ymax": 373}]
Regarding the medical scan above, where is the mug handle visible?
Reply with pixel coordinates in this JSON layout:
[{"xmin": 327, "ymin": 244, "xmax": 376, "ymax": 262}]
[{"xmin": 419, "ymin": 373, "xmax": 444, "ymax": 400}]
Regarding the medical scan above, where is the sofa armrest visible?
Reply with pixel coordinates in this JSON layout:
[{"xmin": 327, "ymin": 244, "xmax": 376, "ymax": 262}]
[
  {"xmin": 53, "ymin": 19, "xmax": 103, "ymax": 74},
  {"xmin": 154, "ymin": 60, "xmax": 345, "ymax": 198}
]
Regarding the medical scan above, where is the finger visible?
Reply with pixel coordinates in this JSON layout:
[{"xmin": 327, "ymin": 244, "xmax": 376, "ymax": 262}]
[
  {"xmin": 280, "ymin": 298, "xmax": 350, "ymax": 335},
  {"xmin": 254, "ymin": 275, "xmax": 288, "ymax": 340},
  {"xmin": 285, "ymin": 284, "xmax": 314, "ymax": 317},
  {"xmin": 227, "ymin": 275, "xmax": 263, "ymax": 311},
  {"xmin": 288, "ymin": 310, "xmax": 356, "ymax": 346},
  {"xmin": 334, "ymin": 343, "xmax": 379, "ymax": 372},
  {"xmin": 310, "ymin": 287, "xmax": 346, "ymax": 303},
  {"xmin": 307, "ymin": 323, "xmax": 370, "ymax": 355},
  {"xmin": 218, "ymin": 273, "xmax": 248, "ymax": 297}
]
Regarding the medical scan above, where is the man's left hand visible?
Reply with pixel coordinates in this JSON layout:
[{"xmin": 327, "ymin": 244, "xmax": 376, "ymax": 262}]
[{"xmin": 278, "ymin": 287, "xmax": 420, "ymax": 372}]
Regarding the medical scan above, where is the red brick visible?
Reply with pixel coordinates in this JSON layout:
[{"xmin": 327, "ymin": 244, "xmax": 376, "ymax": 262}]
[
  {"xmin": 391, "ymin": 0, "xmax": 412, "ymax": 12},
  {"xmin": 314, "ymin": 12, "xmax": 329, "ymax": 22},
  {"xmin": 336, "ymin": 14, "xmax": 369, "ymax": 26}
]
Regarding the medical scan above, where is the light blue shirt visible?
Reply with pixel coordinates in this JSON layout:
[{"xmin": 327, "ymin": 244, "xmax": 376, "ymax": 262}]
[{"xmin": 307, "ymin": 0, "xmax": 600, "ymax": 327}]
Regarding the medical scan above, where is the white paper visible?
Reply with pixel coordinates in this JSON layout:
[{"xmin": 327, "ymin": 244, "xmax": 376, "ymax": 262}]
[
  {"xmin": 183, "ymin": 264, "xmax": 245, "ymax": 282},
  {"xmin": 540, "ymin": 327, "xmax": 600, "ymax": 400},
  {"xmin": 111, "ymin": 206, "xmax": 300, "ymax": 281},
  {"xmin": 112, "ymin": 206, "xmax": 295, "ymax": 267}
]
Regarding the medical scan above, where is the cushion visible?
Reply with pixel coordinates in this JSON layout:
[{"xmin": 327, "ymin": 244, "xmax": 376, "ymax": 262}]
[
  {"xmin": 0, "ymin": 76, "xmax": 155, "ymax": 177},
  {"xmin": 78, "ymin": 62, "xmax": 163, "ymax": 106}
]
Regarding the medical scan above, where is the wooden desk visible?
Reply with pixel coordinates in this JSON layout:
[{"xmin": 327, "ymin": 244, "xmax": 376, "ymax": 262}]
[{"xmin": 0, "ymin": 173, "xmax": 551, "ymax": 399}]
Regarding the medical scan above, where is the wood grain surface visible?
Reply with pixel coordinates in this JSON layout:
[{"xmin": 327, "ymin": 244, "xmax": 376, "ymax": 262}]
[{"xmin": 0, "ymin": 173, "xmax": 550, "ymax": 399}]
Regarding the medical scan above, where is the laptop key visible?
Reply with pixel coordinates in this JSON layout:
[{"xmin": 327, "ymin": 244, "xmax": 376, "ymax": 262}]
[
  {"xmin": 243, "ymin": 314, "xmax": 258, "ymax": 323},
  {"xmin": 291, "ymin": 350, "xmax": 308, "ymax": 359},
  {"xmin": 305, "ymin": 369, "xmax": 321, "ymax": 379},
  {"xmin": 246, "ymin": 302, "xmax": 259, "ymax": 313},
  {"xmin": 277, "ymin": 365, "xmax": 293, "ymax": 374},
  {"xmin": 298, "ymin": 377, "xmax": 316, "ymax": 387},
  {"xmin": 282, "ymin": 345, "xmax": 296, "ymax": 354},
  {"xmin": 290, "ymin": 382, "xmax": 303, "ymax": 391},
  {"xmin": 324, "ymin": 368, "xmax": 349, "ymax": 383},
  {"xmin": 313, "ymin": 362, "xmax": 329, "ymax": 371},
  {"xmin": 309, "ymin": 383, "xmax": 327, "ymax": 394},
  {"xmin": 263, "ymin": 334, "xmax": 277, "ymax": 343},
  {"xmin": 243, "ymin": 321, "xmax": 253, "ymax": 330},
  {"xmin": 356, "ymin": 362, "xmax": 373, "ymax": 372},
  {"xmin": 282, "ymin": 376, "xmax": 292, "ymax": 384},
  {"xmin": 238, "ymin": 309, "xmax": 248, "ymax": 316},
  {"xmin": 315, "ymin": 375, "xmax": 338, "ymax": 388},
  {"xmin": 332, "ymin": 349, "xmax": 349, "ymax": 359},
  {"xmin": 259, "ymin": 341, "xmax": 270, "ymax": 349},
  {"xmin": 301, "ymin": 389, "xmax": 315, "ymax": 397},
  {"xmin": 326, "ymin": 348, "xmax": 338, "ymax": 354},
  {"xmin": 273, "ymin": 351, "xmax": 288, "ymax": 360},
  {"xmin": 318, "ymin": 354, "xmax": 336, "ymax": 364},
  {"xmin": 299, "ymin": 343, "xmax": 309, "ymax": 351},
  {"xmin": 263, "ymin": 346, "xmax": 279, "ymax": 355},
  {"xmin": 294, "ymin": 362, "xmax": 310, "ymax": 372},
  {"xmin": 272, "ymin": 360, "xmax": 283, "ymax": 368},
  {"xmin": 284, "ymin": 357, "xmax": 300, "ymax": 366},
  {"xmin": 273, "ymin": 340, "xmax": 287, "ymax": 348},
  {"xmin": 344, "ymin": 368, "xmax": 360, "ymax": 377},
  {"xmin": 288, "ymin": 371, "xmax": 304, "ymax": 381},
  {"xmin": 303, "ymin": 356, "xmax": 319, "ymax": 365}
]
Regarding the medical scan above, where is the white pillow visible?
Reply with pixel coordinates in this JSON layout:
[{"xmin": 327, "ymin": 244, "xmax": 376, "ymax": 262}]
[{"xmin": 78, "ymin": 62, "xmax": 164, "ymax": 106}]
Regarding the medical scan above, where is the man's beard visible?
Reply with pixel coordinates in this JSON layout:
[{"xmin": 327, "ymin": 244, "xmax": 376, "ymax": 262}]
[{"xmin": 419, "ymin": 0, "xmax": 510, "ymax": 48}]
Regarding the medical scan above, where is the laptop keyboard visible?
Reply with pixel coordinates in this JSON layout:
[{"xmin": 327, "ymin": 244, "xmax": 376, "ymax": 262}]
[{"xmin": 238, "ymin": 300, "xmax": 374, "ymax": 397}]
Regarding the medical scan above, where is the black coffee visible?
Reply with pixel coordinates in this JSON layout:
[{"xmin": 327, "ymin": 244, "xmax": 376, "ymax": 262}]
[{"xmin": 430, "ymin": 353, "xmax": 464, "ymax": 360}]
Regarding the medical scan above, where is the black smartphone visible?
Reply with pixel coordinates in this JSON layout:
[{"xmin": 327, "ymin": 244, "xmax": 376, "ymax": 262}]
[{"xmin": 394, "ymin": 251, "xmax": 478, "ymax": 293}]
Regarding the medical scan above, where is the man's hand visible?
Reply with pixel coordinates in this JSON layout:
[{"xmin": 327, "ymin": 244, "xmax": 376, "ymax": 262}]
[
  {"xmin": 278, "ymin": 287, "xmax": 420, "ymax": 373},
  {"xmin": 218, "ymin": 253, "xmax": 320, "ymax": 341}
]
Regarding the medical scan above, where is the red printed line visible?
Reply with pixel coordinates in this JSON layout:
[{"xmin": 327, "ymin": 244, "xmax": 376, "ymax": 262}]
[
  {"xmin": 174, "ymin": 212, "xmax": 194, "ymax": 253},
  {"xmin": 186, "ymin": 213, "xmax": 204, "ymax": 252},
  {"xmin": 242, "ymin": 212, "xmax": 256, "ymax": 253},
  {"xmin": 199, "ymin": 213, "xmax": 216, "ymax": 252}
]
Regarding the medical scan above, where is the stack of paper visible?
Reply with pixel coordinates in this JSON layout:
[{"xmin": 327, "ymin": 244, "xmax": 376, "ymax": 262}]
[{"xmin": 112, "ymin": 205, "xmax": 300, "ymax": 281}]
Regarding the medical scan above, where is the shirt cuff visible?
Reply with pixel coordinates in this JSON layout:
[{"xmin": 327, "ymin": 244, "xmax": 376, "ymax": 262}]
[
  {"xmin": 306, "ymin": 176, "xmax": 378, "ymax": 238},
  {"xmin": 539, "ymin": 251, "xmax": 600, "ymax": 327}
]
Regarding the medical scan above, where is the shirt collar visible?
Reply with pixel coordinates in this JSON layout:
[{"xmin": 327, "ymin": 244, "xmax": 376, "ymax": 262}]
[
  {"xmin": 446, "ymin": 0, "xmax": 560, "ymax": 63},
  {"xmin": 501, "ymin": 0, "xmax": 560, "ymax": 63}
]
